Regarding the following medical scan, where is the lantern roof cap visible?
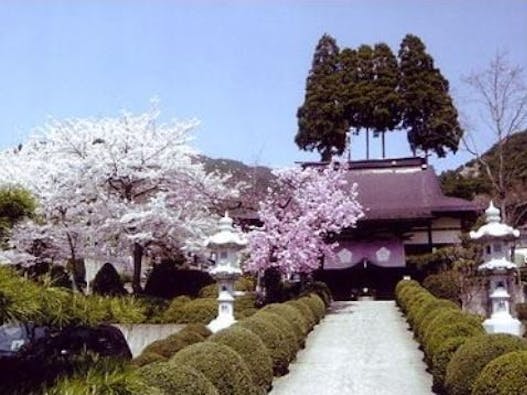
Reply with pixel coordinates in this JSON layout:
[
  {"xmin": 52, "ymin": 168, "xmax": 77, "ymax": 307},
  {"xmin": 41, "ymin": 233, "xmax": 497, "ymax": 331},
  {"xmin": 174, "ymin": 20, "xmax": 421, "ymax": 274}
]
[
  {"xmin": 490, "ymin": 286, "xmax": 510, "ymax": 299},
  {"xmin": 478, "ymin": 257, "xmax": 518, "ymax": 271},
  {"xmin": 205, "ymin": 212, "xmax": 247, "ymax": 248},
  {"xmin": 469, "ymin": 201, "xmax": 520, "ymax": 241}
]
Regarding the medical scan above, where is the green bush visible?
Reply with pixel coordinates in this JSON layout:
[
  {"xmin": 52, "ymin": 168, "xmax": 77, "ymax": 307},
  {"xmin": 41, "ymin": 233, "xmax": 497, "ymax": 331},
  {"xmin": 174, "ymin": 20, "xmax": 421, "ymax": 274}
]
[
  {"xmin": 131, "ymin": 351, "xmax": 167, "ymax": 368},
  {"xmin": 170, "ymin": 342, "xmax": 258, "ymax": 395},
  {"xmin": 287, "ymin": 299, "xmax": 317, "ymax": 329},
  {"xmin": 180, "ymin": 323, "xmax": 213, "ymax": 338},
  {"xmin": 168, "ymin": 329, "xmax": 205, "ymax": 345},
  {"xmin": 47, "ymin": 356, "xmax": 158, "ymax": 395},
  {"xmin": 472, "ymin": 350, "xmax": 527, "ymax": 395},
  {"xmin": 445, "ymin": 333, "xmax": 527, "ymax": 395},
  {"xmin": 237, "ymin": 307, "xmax": 258, "ymax": 318},
  {"xmin": 262, "ymin": 303, "xmax": 309, "ymax": 339},
  {"xmin": 237, "ymin": 315, "xmax": 291, "ymax": 376},
  {"xmin": 144, "ymin": 263, "xmax": 214, "ymax": 299},
  {"xmin": 108, "ymin": 297, "xmax": 147, "ymax": 324},
  {"xmin": 424, "ymin": 321, "xmax": 485, "ymax": 360},
  {"xmin": 141, "ymin": 336, "xmax": 188, "ymax": 359},
  {"xmin": 431, "ymin": 337, "xmax": 468, "ymax": 394},
  {"xmin": 422, "ymin": 310, "xmax": 482, "ymax": 348},
  {"xmin": 302, "ymin": 294, "xmax": 326, "ymax": 322},
  {"xmin": 415, "ymin": 303, "xmax": 459, "ymax": 342},
  {"xmin": 177, "ymin": 298, "xmax": 217, "ymax": 324},
  {"xmin": 161, "ymin": 295, "xmax": 191, "ymax": 323},
  {"xmin": 422, "ymin": 271, "xmax": 460, "ymax": 304},
  {"xmin": 304, "ymin": 281, "xmax": 332, "ymax": 307},
  {"xmin": 234, "ymin": 294, "xmax": 256, "ymax": 313},
  {"xmin": 253, "ymin": 310, "xmax": 300, "ymax": 355},
  {"xmin": 137, "ymin": 361, "xmax": 219, "ymax": 395},
  {"xmin": 412, "ymin": 298, "xmax": 459, "ymax": 334},
  {"xmin": 235, "ymin": 275, "xmax": 256, "ymax": 292},
  {"xmin": 92, "ymin": 263, "xmax": 127, "ymax": 296},
  {"xmin": 199, "ymin": 284, "xmax": 218, "ymax": 298},
  {"xmin": 0, "ymin": 266, "xmax": 42, "ymax": 325},
  {"xmin": 210, "ymin": 326, "xmax": 273, "ymax": 391}
]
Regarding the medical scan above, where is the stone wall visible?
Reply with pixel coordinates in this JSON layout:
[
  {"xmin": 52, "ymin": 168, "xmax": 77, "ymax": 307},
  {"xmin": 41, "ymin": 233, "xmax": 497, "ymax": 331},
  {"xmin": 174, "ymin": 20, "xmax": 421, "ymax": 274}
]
[{"xmin": 112, "ymin": 323, "xmax": 185, "ymax": 357}]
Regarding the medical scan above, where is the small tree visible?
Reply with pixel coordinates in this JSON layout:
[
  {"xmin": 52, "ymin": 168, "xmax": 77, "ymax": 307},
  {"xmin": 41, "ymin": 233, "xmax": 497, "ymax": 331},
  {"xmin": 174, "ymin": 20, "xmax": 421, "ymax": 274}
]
[
  {"xmin": 462, "ymin": 52, "xmax": 527, "ymax": 225},
  {"xmin": 246, "ymin": 163, "xmax": 363, "ymax": 275}
]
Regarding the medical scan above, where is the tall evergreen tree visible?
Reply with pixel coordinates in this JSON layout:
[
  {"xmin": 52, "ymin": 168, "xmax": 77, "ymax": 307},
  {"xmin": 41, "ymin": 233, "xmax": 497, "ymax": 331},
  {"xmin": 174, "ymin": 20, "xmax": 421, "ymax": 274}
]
[
  {"xmin": 371, "ymin": 43, "xmax": 401, "ymax": 157},
  {"xmin": 398, "ymin": 34, "xmax": 462, "ymax": 157},
  {"xmin": 296, "ymin": 34, "xmax": 347, "ymax": 161}
]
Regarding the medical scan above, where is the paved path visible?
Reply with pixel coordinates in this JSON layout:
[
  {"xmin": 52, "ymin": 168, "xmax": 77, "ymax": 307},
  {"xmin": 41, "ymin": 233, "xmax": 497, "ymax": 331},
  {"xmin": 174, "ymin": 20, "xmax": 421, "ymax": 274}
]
[{"xmin": 270, "ymin": 301, "xmax": 433, "ymax": 395}]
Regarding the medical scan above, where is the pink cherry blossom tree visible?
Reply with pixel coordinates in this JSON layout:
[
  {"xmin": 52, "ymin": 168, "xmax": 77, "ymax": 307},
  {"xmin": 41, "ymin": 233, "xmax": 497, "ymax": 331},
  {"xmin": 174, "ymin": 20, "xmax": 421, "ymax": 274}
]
[
  {"xmin": 0, "ymin": 104, "xmax": 240, "ymax": 292},
  {"xmin": 245, "ymin": 163, "xmax": 364, "ymax": 275}
]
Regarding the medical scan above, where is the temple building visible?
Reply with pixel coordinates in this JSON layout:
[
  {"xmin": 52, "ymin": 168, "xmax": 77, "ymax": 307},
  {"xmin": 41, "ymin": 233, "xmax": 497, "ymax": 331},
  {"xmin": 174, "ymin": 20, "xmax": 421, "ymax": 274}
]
[{"xmin": 310, "ymin": 157, "xmax": 481, "ymax": 300}]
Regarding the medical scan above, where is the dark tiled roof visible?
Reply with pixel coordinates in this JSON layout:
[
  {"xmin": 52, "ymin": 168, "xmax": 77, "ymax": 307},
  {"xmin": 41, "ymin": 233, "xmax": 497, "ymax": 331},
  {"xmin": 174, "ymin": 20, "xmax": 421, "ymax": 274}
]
[{"xmin": 346, "ymin": 166, "xmax": 480, "ymax": 221}]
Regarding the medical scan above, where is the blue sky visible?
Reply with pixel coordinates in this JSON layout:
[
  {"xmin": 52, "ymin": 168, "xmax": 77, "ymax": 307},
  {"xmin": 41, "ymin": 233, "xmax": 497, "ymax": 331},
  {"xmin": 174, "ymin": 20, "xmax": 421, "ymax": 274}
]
[{"xmin": 0, "ymin": 1, "xmax": 526, "ymax": 171}]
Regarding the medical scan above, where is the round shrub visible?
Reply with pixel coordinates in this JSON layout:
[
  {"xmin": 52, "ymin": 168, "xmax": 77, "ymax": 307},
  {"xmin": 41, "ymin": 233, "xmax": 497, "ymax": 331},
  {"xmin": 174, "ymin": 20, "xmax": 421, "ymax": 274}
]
[
  {"xmin": 132, "ymin": 351, "xmax": 167, "ymax": 367},
  {"xmin": 237, "ymin": 307, "xmax": 258, "ymax": 318},
  {"xmin": 253, "ymin": 310, "xmax": 300, "ymax": 355},
  {"xmin": 177, "ymin": 298, "xmax": 217, "ymax": 324},
  {"xmin": 445, "ymin": 333, "xmax": 527, "ymax": 395},
  {"xmin": 302, "ymin": 281, "xmax": 332, "ymax": 307},
  {"xmin": 161, "ymin": 295, "xmax": 191, "ymax": 322},
  {"xmin": 235, "ymin": 275, "xmax": 256, "ymax": 292},
  {"xmin": 180, "ymin": 323, "xmax": 213, "ymax": 338},
  {"xmin": 144, "ymin": 263, "xmax": 215, "ymax": 299},
  {"xmin": 237, "ymin": 316, "xmax": 291, "ymax": 376},
  {"xmin": 234, "ymin": 294, "xmax": 256, "ymax": 313},
  {"xmin": 138, "ymin": 361, "xmax": 219, "ymax": 395},
  {"xmin": 287, "ymin": 300, "xmax": 317, "ymax": 329},
  {"xmin": 423, "ymin": 271, "xmax": 460, "ymax": 303},
  {"xmin": 415, "ymin": 304, "xmax": 459, "ymax": 342},
  {"xmin": 170, "ymin": 342, "xmax": 258, "ymax": 395},
  {"xmin": 142, "ymin": 336, "xmax": 188, "ymax": 359},
  {"xmin": 412, "ymin": 298, "xmax": 459, "ymax": 334},
  {"xmin": 422, "ymin": 310, "xmax": 482, "ymax": 347},
  {"xmin": 431, "ymin": 337, "xmax": 468, "ymax": 394},
  {"xmin": 262, "ymin": 303, "xmax": 309, "ymax": 338},
  {"xmin": 210, "ymin": 326, "xmax": 273, "ymax": 391},
  {"xmin": 168, "ymin": 329, "xmax": 205, "ymax": 345},
  {"xmin": 303, "ymin": 294, "xmax": 326, "ymax": 322},
  {"xmin": 199, "ymin": 284, "xmax": 218, "ymax": 298},
  {"xmin": 91, "ymin": 263, "xmax": 127, "ymax": 296},
  {"xmin": 424, "ymin": 321, "xmax": 485, "ymax": 360},
  {"xmin": 472, "ymin": 350, "xmax": 527, "ymax": 395}
]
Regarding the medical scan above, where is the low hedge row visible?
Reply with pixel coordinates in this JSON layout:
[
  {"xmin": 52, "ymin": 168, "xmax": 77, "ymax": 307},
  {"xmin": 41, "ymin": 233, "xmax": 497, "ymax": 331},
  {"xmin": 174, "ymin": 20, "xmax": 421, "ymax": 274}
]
[
  {"xmin": 133, "ymin": 292, "xmax": 329, "ymax": 394},
  {"xmin": 396, "ymin": 279, "xmax": 527, "ymax": 395}
]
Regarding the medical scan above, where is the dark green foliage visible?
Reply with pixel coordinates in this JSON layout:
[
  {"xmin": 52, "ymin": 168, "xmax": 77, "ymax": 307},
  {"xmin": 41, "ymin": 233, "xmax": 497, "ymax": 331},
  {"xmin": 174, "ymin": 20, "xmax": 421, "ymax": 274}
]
[
  {"xmin": 422, "ymin": 271, "xmax": 461, "ymax": 304},
  {"xmin": 303, "ymin": 294, "xmax": 326, "ymax": 322},
  {"xmin": 210, "ymin": 326, "xmax": 274, "ymax": 391},
  {"xmin": 170, "ymin": 342, "xmax": 258, "ymax": 395},
  {"xmin": 287, "ymin": 299, "xmax": 317, "ymax": 329},
  {"xmin": 161, "ymin": 295, "xmax": 191, "ymax": 322},
  {"xmin": 141, "ymin": 336, "xmax": 188, "ymax": 359},
  {"xmin": 296, "ymin": 34, "xmax": 348, "ymax": 161},
  {"xmin": 302, "ymin": 281, "xmax": 332, "ymax": 307},
  {"xmin": 253, "ymin": 310, "xmax": 301, "ymax": 355},
  {"xmin": 138, "ymin": 361, "xmax": 219, "ymax": 395},
  {"xmin": 144, "ymin": 262, "xmax": 214, "ymax": 299},
  {"xmin": 262, "ymin": 303, "xmax": 310, "ymax": 339},
  {"xmin": 424, "ymin": 321, "xmax": 485, "ymax": 361},
  {"xmin": 92, "ymin": 263, "xmax": 127, "ymax": 296},
  {"xmin": 445, "ymin": 334, "xmax": 527, "ymax": 395},
  {"xmin": 0, "ymin": 266, "xmax": 42, "ymax": 325},
  {"xmin": 472, "ymin": 350, "xmax": 527, "ymax": 395},
  {"xmin": 131, "ymin": 351, "xmax": 167, "ymax": 368},
  {"xmin": 237, "ymin": 316, "xmax": 291, "ymax": 376},
  {"xmin": 516, "ymin": 302, "xmax": 527, "ymax": 321},
  {"xmin": 431, "ymin": 337, "xmax": 468, "ymax": 394},
  {"xmin": 180, "ymin": 323, "xmax": 213, "ymax": 339},
  {"xmin": 0, "ymin": 186, "xmax": 36, "ymax": 245},
  {"xmin": 199, "ymin": 283, "xmax": 217, "ymax": 298},
  {"xmin": 439, "ymin": 169, "xmax": 491, "ymax": 201},
  {"xmin": 177, "ymin": 298, "xmax": 217, "ymax": 324},
  {"xmin": 398, "ymin": 34, "xmax": 462, "ymax": 157}
]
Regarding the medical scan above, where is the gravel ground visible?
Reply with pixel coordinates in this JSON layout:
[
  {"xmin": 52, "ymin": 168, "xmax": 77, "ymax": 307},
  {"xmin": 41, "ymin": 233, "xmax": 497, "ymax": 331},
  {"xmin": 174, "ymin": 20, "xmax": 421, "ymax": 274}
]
[{"xmin": 270, "ymin": 301, "xmax": 433, "ymax": 395}]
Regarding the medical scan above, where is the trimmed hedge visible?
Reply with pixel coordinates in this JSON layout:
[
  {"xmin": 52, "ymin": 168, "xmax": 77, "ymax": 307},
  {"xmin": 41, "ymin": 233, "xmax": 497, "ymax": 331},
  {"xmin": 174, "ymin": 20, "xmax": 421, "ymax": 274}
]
[
  {"xmin": 472, "ymin": 350, "xmax": 527, "ymax": 395},
  {"xmin": 286, "ymin": 299, "xmax": 317, "ymax": 330},
  {"xmin": 177, "ymin": 298, "xmax": 218, "ymax": 324},
  {"xmin": 180, "ymin": 323, "xmax": 213, "ymax": 339},
  {"xmin": 431, "ymin": 336, "xmax": 468, "ymax": 394},
  {"xmin": 424, "ymin": 321, "xmax": 485, "ymax": 361},
  {"xmin": 422, "ymin": 271, "xmax": 460, "ymax": 304},
  {"xmin": 262, "ymin": 303, "xmax": 310, "ymax": 339},
  {"xmin": 131, "ymin": 351, "xmax": 167, "ymax": 367},
  {"xmin": 137, "ymin": 361, "xmax": 219, "ymax": 395},
  {"xmin": 303, "ymin": 294, "xmax": 326, "ymax": 322},
  {"xmin": 237, "ymin": 315, "xmax": 291, "ymax": 376},
  {"xmin": 253, "ymin": 310, "xmax": 300, "ymax": 356},
  {"xmin": 210, "ymin": 326, "xmax": 273, "ymax": 391},
  {"xmin": 141, "ymin": 335, "xmax": 188, "ymax": 359},
  {"xmin": 445, "ymin": 333, "xmax": 527, "ymax": 395},
  {"xmin": 170, "ymin": 342, "xmax": 258, "ymax": 395}
]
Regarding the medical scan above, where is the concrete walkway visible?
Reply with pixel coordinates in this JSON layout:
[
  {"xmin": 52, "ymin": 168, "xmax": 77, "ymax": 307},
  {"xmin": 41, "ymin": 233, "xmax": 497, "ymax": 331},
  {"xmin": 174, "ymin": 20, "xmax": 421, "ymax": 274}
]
[{"xmin": 270, "ymin": 301, "xmax": 433, "ymax": 395}]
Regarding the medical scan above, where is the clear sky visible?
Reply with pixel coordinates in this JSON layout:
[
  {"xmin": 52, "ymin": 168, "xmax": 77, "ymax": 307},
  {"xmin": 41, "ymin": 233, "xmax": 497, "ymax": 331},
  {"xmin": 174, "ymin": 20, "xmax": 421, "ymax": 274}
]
[{"xmin": 0, "ymin": 1, "xmax": 526, "ymax": 171}]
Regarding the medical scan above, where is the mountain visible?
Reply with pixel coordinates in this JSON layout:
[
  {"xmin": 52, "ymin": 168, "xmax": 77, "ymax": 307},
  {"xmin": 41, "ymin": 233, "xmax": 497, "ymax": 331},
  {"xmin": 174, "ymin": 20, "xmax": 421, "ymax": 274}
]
[{"xmin": 440, "ymin": 130, "xmax": 527, "ymax": 226}]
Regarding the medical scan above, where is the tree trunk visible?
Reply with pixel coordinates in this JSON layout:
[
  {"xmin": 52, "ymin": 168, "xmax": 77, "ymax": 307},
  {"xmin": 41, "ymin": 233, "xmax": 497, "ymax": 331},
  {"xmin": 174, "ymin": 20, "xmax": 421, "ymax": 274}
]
[
  {"xmin": 132, "ymin": 243, "xmax": 144, "ymax": 294},
  {"xmin": 382, "ymin": 132, "xmax": 386, "ymax": 158},
  {"xmin": 366, "ymin": 128, "xmax": 370, "ymax": 160}
]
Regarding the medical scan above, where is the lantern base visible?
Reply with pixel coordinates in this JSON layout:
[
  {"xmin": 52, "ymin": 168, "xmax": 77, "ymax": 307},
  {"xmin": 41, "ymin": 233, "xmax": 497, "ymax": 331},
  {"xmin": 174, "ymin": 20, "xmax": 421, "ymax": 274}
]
[
  {"xmin": 208, "ymin": 315, "xmax": 236, "ymax": 333},
  {"xmin": 483, "ymin": 313, "xmax": 522, "ymax": 336}
]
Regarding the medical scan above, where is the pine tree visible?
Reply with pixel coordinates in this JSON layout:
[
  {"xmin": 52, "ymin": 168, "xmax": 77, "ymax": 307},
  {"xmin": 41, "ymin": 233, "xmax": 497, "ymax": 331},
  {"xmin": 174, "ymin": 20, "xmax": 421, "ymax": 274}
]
[
  {"xmin": 296, "ymin": 34, "xmax": 347, "ymax": 161},
  {"xmin": 398, "ymin": 34, "xmax": 462, "ymax": 157}
]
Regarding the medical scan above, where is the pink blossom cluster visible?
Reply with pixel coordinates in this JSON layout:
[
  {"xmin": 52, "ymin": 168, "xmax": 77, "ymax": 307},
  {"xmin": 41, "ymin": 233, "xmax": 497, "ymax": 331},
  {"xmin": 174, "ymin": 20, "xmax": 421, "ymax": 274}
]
[{"xmin": 246, "ymin": 163, "xmax": 363, "ymax": 274}]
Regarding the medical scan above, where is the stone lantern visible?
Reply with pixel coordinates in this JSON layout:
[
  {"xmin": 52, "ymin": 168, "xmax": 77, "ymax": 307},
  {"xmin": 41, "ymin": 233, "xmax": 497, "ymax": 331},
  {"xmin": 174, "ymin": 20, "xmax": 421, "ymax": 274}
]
[
  {"xmin": 204, "ymin": 212, "xmax": 247, "ymax": 332},
  {"xmin": 470, "ymin": 201, "xmax": 521, "ymax": 335}
]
